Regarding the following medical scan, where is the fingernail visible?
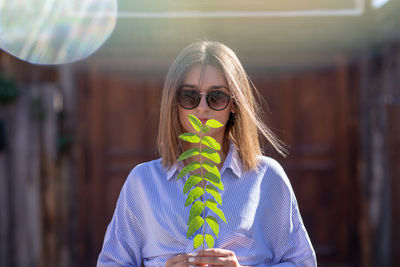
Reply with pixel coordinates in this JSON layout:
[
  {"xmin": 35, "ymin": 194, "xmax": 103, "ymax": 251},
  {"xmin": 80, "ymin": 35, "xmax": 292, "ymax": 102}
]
[
  {"xmin": 189, "ymin": 265, "xmax": 195, "ymax": 267},
  {"xmin": 192, "ymin": 252, "xmax": 197, "ymax": 256},
  {"xmin": 189, "ymin": 257, "xmax": 195, "ymax": 262}
]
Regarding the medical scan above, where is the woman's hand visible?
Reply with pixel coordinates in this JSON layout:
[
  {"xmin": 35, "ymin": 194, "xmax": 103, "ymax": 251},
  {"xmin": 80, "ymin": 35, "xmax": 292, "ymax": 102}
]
[{"xmin": 187, "ymin": 248, "xmax": 242, "ymax": 267}]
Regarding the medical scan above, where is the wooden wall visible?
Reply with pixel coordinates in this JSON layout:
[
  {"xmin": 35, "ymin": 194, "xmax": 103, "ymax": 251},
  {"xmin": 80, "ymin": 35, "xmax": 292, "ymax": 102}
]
[{"xmin": 1, "ymin": 43, "xmax": 399, "ymax": 267}]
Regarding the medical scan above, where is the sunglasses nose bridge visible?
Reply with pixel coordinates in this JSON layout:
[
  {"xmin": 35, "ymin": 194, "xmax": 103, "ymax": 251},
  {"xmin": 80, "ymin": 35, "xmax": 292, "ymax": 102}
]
[{"xmin": 197, "ymin": 92, "xmax": 209, "ymax": 110}]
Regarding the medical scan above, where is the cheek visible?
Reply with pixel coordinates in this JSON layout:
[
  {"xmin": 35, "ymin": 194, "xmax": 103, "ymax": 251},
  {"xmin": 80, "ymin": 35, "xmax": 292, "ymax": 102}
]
[
  {"xmin": 178, "ymin": 108, "xmax": 191, "ymax": 132},
  {"xmin": 219, "ymin": 109, "xmax": 232, "ymax": 126}
]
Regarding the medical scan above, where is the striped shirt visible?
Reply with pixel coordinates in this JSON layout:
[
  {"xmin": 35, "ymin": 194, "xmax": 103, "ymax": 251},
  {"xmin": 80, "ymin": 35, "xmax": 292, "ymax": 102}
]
[{"xmin": 97, "ymin": 144, "xmax": 317, "ymax": 266}]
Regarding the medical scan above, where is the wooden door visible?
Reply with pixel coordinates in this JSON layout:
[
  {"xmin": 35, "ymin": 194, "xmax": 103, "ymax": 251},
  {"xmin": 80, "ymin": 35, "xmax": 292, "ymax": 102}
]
[
  {"xmin": 251, "ymin": 65, "xmax": 359, "ymax": 265},
  {"xmin": 77, "ymin": 64, "xmax": 359, "ymax": 266}
]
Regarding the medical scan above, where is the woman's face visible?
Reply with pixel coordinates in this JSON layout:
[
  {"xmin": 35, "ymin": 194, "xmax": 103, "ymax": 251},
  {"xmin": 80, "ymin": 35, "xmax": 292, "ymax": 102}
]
[{"xmin": 178, "ymin": 64, "xmax": 233, "ymax": 144}]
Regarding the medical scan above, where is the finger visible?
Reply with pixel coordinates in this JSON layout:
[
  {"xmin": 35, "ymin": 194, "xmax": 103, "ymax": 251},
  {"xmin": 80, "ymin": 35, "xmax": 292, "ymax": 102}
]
[
  {"xmin": 169, "ymin": 253, "xmax": 190, "ymax": 265},
  {"xmin": 196, "ymin": 248, "xmax": 234, "ymax": 257},
  {"xmin": 188, "ymin": 256, "xmax": 227, "ymax": 266}
]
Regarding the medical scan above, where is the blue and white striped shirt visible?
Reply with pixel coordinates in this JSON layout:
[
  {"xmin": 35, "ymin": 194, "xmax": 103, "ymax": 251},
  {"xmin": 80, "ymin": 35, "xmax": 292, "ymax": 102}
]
[{"xmin": 97, "ymin": 144, "xmax": 317, "ymax": 266}]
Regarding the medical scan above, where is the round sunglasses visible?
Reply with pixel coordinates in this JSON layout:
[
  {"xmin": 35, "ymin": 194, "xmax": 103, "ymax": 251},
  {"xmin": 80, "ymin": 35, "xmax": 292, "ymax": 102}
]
[{"xmin": 177, "ymin": 89, "xmax": 231, "ymax": 111}]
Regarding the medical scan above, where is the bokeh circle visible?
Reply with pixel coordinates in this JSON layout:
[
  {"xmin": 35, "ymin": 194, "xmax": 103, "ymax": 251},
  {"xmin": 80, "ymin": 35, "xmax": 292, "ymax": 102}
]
[{"xmin": 0, "ymin": 0, "xmax": 117, "ymax": 65}]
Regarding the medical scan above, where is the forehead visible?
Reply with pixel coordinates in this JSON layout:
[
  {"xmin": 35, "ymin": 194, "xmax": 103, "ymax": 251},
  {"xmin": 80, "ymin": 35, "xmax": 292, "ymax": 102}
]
[{"xmin": 183, "ymin": 64, "xmax": 228, "ymax": 87}]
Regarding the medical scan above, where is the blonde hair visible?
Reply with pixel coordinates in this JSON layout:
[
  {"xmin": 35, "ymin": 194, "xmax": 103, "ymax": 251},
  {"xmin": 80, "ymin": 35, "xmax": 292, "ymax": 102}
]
[{"xmin": 157, "ymin": 41, "xmax": 286, "ymax": 171}]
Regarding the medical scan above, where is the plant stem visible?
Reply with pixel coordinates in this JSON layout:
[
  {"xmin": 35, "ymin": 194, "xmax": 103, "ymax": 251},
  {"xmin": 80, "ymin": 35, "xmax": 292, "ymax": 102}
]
[{"xmin": 200, "ymin": 129, "xmax": 206, "ymax": 251}]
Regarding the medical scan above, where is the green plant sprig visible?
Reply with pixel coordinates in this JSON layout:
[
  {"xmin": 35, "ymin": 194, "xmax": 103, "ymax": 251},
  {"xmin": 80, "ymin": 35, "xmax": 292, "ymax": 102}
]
[{"xmin": 177, "ymin": 114, "xmax": 227, "ymax": 250}]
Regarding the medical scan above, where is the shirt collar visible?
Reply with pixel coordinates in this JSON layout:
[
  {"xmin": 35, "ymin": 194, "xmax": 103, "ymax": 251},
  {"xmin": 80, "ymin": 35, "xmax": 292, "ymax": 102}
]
[
  {"xmin": 165, "ymin": 142, "xmax": 243, "ymax": 181},
  {"xmin": 165, "ymin": 160, "xmax": 180, "ymax": 181},
  {"xmin": 220, "ymin": 142, "xmax": 242, "ymax": 178}
]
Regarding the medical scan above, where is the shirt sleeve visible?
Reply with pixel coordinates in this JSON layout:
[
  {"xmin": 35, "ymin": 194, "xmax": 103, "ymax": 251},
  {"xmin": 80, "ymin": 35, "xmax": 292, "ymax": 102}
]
[
  {"xmin": 254, "ymin": 200, "xmax": 317, "ymax": 267},
  {"xmin": 276, "ymin": 198, "xmax": 317, "ymax": 266},
  {"xmin": 258, "ymin": 159, "xmax": 317, "ymax": 266},
  {"xmin": 97, "ymin": 173, "xmax": 143, "ymax": 267},
  {"xmin": 269, "ymin": 200, "xmax": 317, "ymax": 266}
]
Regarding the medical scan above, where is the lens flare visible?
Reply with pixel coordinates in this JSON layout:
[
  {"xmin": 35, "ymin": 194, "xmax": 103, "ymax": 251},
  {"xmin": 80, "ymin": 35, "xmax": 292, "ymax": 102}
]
[{"xmin": 0, "ymin": 0, "xmax": 117, "ymax": 65}]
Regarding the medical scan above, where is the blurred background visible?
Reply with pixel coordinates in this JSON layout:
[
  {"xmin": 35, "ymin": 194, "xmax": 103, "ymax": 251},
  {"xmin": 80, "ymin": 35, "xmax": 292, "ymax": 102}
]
[{"xmin": 0, "ymin": 0, "xmax": 399, "ymax": 266}]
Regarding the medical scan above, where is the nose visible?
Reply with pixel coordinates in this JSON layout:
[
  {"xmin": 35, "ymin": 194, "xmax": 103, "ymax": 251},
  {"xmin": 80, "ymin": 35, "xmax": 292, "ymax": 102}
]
[{"xmin": 197, "ymin": 93, "xmax": 209, "ymax": 111}]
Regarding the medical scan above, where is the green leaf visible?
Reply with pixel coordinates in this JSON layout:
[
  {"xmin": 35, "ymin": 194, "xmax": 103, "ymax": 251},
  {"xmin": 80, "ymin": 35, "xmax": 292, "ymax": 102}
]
[
  {"xmin": 179, "ymin": 133, "xmax": 201, "ymax": 143},
  {"xmin": 201, "ymin": 126, "xmax": 210, "ymax": 133},
  {"xmin": 205, "ymin": 200, "xmax": 227, "ymax": 223},
  {"xmin": 201, "ymin": 147, "xmax": 221, "ymax": 164},
  {"xmin": 183, "ymin": 175, "xmax": 203, "ymax": 194},
  {"xmin": 202, "ymin": 160, "xmax": 216, "ymax": 168},
  {"xmin": 205, "ymin": 234, "xmax": 214, "ymax": 248},
  {"xmin": 188, "ymin": 114, "xmax": 202, "ymax": 132},
  {"xmin": 185, "ymin": 187, "xmax": 204, "ymax": 207},
  {"xmin": 187, "ymin": 216, "xmax": 204, "ymax": 238},
  {"xmin": 206, "ymin": 216, "xmax": 219, "ymax": 238},
  {"xmin": 206, "ymin": 185, "xmax": 222, "ymax": 205},
  {"xmin": 188, "ymin": 201, "xmax": 204, "ymax": 225},
  {"xmin": 202, "ymin": 161, "xmax": 220, "ymax": 177},
  {"xmin": 203, "ymin": 171, "xmax": 221, "ymax": 184},
  {"xmin": 178, "ymin": 147, "xmax": 200, "ymax": 161},
  {"xmin": 201, "ymin": 136, "xmax": 221, "ymax": 151},
  {"xmin": 177, "ymin": 161, "xmax": 201, "ymax": 180},
  {"xmin": 205, "ymin": 119, "xmax": 223, "ymax": 128},
  {"xmin": 194, "ymin": 234, "xmax": 204, "ymax": 249},
  {"xmin": 201, "ymin": 161, "xmax": 224, "ymax": 190},
  {"xmin": 204, "ymin": 172, "xmax": 223, "ymax": 190}
]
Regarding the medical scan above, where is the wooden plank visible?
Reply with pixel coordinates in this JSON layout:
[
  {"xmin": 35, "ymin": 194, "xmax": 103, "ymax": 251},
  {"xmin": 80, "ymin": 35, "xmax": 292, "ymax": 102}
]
[
  {"xmin": 335, "ymin": 56, "xmax": 350, "ymax": 261},
  {"xmin": 358, "ymin": 49, "xmax": 373, "ymax": 267},
  {"xmin": 87, "ymin": 65, "xmax": 107, "ymax": 266},
  {"xmin": 40, "ymin": 84, "xmax": 59, "ymax": 267},
  {"xmin": 0, "ymin": 76, "xmax": 12, "ymax": 267},
  {"xmin": 387, "ymin": 106, "xmax": 400, "ymax": 266},
  {"xmin": 58, "ymin": 65, "xmax": 78, "ymax": 267},
  {"xmin": 0, "ymin": 120, "xmax": 11, "ymax": 267},
  {"xmin": 76, "ymin": 69, "xmax": 92, "ymax": 267},
  {"xmin": 10, "ymin": 85, "xmax": 42, "ymax": 267},
  {"xmin": 358, "ymin": 46, "xmax": 395, "ymax": 267},
  {"xmin": 384, "ymin": 44, "xmax": 400, "ymax": 267}
]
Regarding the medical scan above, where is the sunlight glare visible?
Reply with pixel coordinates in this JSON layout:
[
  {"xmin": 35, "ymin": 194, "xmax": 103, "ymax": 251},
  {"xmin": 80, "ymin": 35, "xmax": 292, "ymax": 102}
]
[{"xmin": 0, "ymin": 0, "xmax": 117, "ymax": 65}]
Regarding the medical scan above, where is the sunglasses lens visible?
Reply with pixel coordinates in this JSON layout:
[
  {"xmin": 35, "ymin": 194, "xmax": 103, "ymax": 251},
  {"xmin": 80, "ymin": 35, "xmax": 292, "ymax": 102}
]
[
  {"xmin": 179, "ymin": 90, "xmax": 199, "ymax": 109},
  {"xmin": 178, "ymin": 90, "xmax": 230, "ymax": 110},
  {"xmin": 208, "ymin": 91, "xmax": 230, "ymax": 110}
]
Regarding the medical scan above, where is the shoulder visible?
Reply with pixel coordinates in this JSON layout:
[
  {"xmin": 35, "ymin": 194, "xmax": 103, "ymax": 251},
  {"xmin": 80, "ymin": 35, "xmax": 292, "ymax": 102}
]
[
  {"xmin": 124, "ymin": 158, "xmax": 165, "ymax": 186},
  {"xmin": 256, "ymin": 155, "xmax": 287, "ymax": 179},
  {"xmin": 129, "ymin": 158, "xmax": 163, "ymax": 175},
  {"xmin": 117, "ymin": 158, "xmax": 167, "ymax": 204},
  {"xmin": 256, "ymin": 155, "xmax": 294, "ymax": 199}
]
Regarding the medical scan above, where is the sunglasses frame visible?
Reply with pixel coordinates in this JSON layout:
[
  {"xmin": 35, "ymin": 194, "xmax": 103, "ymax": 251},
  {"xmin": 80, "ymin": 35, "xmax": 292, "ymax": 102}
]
[{"xmin": 177, "ymin": 89, "xmax": 231, "ymax": 111}]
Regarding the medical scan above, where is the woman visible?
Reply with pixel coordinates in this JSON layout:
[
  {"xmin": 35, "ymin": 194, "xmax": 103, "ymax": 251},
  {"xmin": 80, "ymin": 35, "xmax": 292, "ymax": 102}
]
[{"xmin": 97, "ymin": 41, "xmax": 317, "ymax": 266}]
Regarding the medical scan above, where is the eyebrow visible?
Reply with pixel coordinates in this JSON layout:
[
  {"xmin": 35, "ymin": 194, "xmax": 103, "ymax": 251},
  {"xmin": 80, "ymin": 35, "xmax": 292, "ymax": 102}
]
[{"xmin": 180, "ymin": 84, "xmax": 229, "ymax": 91}]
